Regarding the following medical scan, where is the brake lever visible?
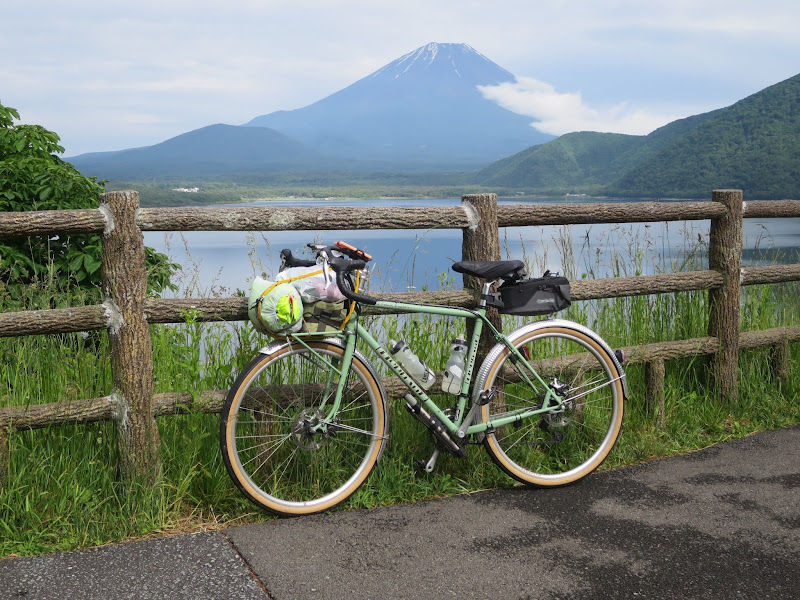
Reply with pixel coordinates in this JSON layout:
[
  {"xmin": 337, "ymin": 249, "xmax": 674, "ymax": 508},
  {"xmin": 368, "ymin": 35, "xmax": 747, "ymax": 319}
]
[{"xmin": 318, "ymin": 251, "xmax": 333, "ymax": 285}]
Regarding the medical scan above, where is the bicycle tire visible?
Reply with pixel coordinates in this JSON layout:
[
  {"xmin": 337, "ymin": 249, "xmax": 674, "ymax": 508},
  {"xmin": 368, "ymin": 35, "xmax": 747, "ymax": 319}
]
[
  {"xmin": 476, "ymin": 324, "xmax": 624, "ymax": 487},
  {"xmin": 220, "ymin": 340, "xmax": 387, "ymax": 516}
]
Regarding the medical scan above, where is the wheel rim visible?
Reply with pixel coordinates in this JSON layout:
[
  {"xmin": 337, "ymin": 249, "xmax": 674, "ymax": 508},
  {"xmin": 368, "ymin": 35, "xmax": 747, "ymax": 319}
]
[
  {"xmin": 482, "ymin": 328, "xmax": 623, "ymax": 485},
  {"xmin": 226, "ymin": 343, "xmax": 384, "ymax": 512}
]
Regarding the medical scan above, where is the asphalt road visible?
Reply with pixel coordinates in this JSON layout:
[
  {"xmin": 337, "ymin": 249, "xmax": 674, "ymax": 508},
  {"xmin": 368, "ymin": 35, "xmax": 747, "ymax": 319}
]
[{"xmin": 1, "ymin": 425, "xmax": 798, "ymax": 600}]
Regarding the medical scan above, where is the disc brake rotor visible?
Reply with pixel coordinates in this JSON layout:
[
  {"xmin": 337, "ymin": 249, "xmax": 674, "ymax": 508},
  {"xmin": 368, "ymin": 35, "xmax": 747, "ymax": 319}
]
[{"xmin": 291, "ymin": 409, "xmax": 330, "ymax": 451}]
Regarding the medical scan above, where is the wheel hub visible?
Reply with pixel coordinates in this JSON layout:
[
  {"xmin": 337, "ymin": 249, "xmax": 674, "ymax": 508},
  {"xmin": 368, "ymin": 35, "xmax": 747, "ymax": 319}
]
[
  {"xmin": 291, "ymin": 409, "xmax": 329, "ymax": 451},
  {"xmin": 544, "ymin": 378, "xmax": 574, "ymax": 427}
]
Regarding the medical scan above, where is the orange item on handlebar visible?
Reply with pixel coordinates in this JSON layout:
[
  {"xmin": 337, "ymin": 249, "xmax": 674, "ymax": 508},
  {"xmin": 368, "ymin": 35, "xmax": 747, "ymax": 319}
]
[{"xmin": 334, "ymin": 241, "xmax": 372, "ymax": 262}]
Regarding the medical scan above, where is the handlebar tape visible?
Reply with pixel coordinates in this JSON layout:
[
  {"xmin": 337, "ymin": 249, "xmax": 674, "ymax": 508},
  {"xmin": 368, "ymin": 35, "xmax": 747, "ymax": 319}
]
[
  {"xmin": 328, "ymin": 257, "xmax": 377, "ymax": 305},
  {"xmin": 334, "ymin": 241, "xmax": 372, "ymax": 261},
  {"xmin": 279, "ymin": 249, "xmax": 316, "ymax": 268}
]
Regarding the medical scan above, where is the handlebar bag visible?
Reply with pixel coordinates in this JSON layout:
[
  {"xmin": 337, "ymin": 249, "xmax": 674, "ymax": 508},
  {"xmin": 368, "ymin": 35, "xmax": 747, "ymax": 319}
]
[
  {"xmin": 488, "ymin": 274, "xmax": 571, "ymax": 316},
  {"xmin": 299, "ymin": 269, "xmax": 362, "ymax": 334},
  {"xmin": 248, "ymin": 277, "xmax": 304, "ymax": 334},
  {"xmin": 276, "ymin": 265, "xmax": 346, "ymax": 303}
]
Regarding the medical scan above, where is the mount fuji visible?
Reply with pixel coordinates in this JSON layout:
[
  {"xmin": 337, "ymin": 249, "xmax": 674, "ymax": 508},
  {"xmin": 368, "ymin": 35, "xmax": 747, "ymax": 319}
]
[
  {"xmin": 245, "ymin": 42, "xmax": 552, "ymax": 167},
  {"xmin": 69, "ymin": 43, "xmax": 553, "ymax": 180}
]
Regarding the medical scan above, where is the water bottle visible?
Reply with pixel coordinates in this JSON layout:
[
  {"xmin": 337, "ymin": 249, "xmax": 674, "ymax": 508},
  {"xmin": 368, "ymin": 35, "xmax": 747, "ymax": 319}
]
[
  {"xmin": 442, "ymin": 336, "xmax": 467, "ymax": 394},
  {"xmin": 389, "ymin": 339, "xmax": 435, "ymax": 390}
]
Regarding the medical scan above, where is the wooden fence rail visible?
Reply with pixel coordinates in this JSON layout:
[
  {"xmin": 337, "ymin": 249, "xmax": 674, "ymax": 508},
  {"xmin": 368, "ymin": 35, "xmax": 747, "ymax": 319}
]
[
  {"xmin": 3, "ymin": 265, "xmax": 800, "ymax": 335},
  {"xmin": 1, "ymin": 190, "xmax": 799, "ymax": 484}
]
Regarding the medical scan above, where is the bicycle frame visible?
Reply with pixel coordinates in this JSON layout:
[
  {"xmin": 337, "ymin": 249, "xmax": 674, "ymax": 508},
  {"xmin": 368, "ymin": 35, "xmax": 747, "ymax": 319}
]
[
  {"xmin": 224, "ymin": 244, "xmax": 629, "ymax": 515},
  {"xmin": 275, "ymin": 285, "xmax": 567, "ymax": 441}
]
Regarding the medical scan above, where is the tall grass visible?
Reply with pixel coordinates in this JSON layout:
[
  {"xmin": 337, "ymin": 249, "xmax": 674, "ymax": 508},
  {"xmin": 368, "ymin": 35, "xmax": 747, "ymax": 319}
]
[{"xmin": 1, "ymin": 225, "xmax": 798, "ymax": 557}]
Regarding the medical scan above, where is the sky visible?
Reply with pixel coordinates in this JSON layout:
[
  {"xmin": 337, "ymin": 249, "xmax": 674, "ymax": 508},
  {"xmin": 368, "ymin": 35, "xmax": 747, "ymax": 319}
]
[{"xmin": 3, "ymin": 0, "xmax": 799, "ymax": 157}]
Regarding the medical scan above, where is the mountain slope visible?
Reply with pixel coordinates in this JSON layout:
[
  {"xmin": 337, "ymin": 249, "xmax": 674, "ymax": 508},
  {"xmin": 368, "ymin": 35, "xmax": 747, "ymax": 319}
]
[
  {"xmin": 245, "ymin": 42, "xmax": 553, "ymax": 166},
  {"xmin": 476, "ymin": 131, "xmax": 644, "ymax": 191},
  {"xmin": 604, "ymin": 73, "xmax": 800, "ymax": 198},
  {"xmin": 477, "ymin": 110, "xmax": 719, "ymax": 192},
  {"xmin": 70, "ymin": 124, "xmax": 325, "ymax": 179}
]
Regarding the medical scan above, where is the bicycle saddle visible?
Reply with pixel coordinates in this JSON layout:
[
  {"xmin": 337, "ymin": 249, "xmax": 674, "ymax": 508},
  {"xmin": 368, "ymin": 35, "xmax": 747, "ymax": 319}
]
[{"xmin": 452, "ymin": 260, "xmax": 526, "ymax": 281}]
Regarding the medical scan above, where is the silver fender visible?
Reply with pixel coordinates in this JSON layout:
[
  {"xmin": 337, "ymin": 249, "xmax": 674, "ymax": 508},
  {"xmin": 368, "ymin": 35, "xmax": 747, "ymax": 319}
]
[
  {"xmin": 258, "ymin": 337, "xmax": 391, "ymax": 459},
  {"xmin": 473, "ymin": 318, "xmax": 629, "ymax": 402}
]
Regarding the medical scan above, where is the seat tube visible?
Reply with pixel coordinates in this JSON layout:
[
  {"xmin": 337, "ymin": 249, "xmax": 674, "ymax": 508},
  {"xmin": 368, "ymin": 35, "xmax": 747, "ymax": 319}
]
[{"xmin": 462, "ymin": 285, "xmax": 494, "ymax": 395}]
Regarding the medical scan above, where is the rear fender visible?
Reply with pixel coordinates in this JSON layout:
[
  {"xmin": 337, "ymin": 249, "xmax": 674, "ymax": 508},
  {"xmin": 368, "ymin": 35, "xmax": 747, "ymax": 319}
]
[{"xmin": 475, "ymin": 318, "xmax": 629, "ymax": 402}]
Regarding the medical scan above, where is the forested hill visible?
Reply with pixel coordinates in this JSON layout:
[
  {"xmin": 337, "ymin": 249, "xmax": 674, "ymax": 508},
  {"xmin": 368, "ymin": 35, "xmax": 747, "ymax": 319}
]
[
  {"xmin": 606, "ymin": 73, "xmax": 800, "ymax": 198},
  {"xmin": 477, "ymin": 73, "xmax": 800, "ymax": 199}
]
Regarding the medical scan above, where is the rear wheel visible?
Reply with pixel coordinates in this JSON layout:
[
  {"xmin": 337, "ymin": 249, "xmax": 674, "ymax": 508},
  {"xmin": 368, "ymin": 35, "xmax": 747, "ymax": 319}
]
[
  {"xmin": 477, "ymin": 326, "xmax": 624, "ymax": 487},
  {"xmin": 221, "ymin": 341, "xmax": 387, "ymax": 515}
]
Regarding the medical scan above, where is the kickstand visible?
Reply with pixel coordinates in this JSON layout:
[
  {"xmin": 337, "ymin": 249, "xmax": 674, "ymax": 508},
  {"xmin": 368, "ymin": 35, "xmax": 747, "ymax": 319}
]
[{"xmin": 423, "ymin": 448, "xmax": 441, "ymax": 473}]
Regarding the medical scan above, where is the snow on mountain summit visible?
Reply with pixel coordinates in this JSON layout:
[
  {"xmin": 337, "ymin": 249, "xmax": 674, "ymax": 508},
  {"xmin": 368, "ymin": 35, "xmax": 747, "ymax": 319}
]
[{"xmin": 369, "ymin": 42, "xmax": 514, "ymax": 85}]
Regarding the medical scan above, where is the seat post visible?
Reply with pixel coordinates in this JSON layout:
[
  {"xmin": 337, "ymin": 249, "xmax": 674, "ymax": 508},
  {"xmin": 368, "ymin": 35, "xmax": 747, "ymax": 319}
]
[{"xmin": 478, "ymin": 280, "xmax": 494, "ymax": 309}]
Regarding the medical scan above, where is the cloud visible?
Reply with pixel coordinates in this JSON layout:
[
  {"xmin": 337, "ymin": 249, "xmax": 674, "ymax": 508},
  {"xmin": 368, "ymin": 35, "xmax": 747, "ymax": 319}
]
[
  {"xmin": 478, "ymin": 77, "xmax": 681, "ymax": 136},
  {"xmin": 5, "ymin": 0, "xmax": 798, "ymax": 155}
]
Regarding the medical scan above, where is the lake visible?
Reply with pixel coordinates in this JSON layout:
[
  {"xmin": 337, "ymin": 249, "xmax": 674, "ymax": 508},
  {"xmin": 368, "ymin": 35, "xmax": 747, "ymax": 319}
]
[{"xmin": 143, "ymin": 197, "xmax": 800, "ymax": 296}]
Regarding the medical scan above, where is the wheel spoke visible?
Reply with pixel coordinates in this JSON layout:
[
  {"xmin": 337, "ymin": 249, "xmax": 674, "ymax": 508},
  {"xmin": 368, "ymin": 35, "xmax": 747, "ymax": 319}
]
[
  {"xmin": 479, "ymin": 328, "xmax": 623, "ymax": 486},
  {"xmin": 221, "ymin": 341, "xmax": 386, "ymax": 515}
]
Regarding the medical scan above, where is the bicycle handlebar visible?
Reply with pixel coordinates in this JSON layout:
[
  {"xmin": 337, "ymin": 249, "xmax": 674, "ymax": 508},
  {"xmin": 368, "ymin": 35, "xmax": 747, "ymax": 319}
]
[
  {"xmin": 281, "ymin": 241, "xmax": 376, "ymax": 305},
  {"xmin": 328, "ymin": 257, "xmax": 377, "ymax": 306},
  {"xmin": 279, "ymin": 248, "xmax": 316, "ymax": 268}
]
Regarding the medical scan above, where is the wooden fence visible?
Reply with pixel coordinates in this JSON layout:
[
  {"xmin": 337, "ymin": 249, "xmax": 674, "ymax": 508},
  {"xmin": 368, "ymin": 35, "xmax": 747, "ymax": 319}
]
[{"xmin": 1, "ymin": 190, "xmax": 799, "ymax": 484}]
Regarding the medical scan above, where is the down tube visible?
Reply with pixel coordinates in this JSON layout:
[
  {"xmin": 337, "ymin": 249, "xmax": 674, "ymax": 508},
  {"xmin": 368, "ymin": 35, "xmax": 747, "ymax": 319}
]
[
  {"xmin": 355, "ymin": 302, "xmax": 487, "ymax": 429},
  {"xmin": 354, "ymin": 321, "xmax": 458, "ymax": 429}
]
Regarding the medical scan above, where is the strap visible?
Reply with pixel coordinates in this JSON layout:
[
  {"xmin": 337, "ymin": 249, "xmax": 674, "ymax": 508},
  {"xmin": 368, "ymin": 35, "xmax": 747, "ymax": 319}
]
[{"xmin": 278, "ymin": 268, "xmax": 325, "ymax": 285}]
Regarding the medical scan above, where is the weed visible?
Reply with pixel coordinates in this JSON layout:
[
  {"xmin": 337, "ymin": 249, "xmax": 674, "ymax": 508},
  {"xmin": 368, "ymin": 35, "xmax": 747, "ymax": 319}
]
[{"xmin": 0, "ymin": 223, "xmax": 798, "ymax": 557}]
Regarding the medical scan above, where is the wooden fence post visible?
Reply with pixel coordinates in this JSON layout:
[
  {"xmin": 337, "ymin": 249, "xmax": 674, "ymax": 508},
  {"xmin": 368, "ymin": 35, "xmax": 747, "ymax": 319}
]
[
  {"xmin": 100, "ymin": 190, "xmax": 161, "ymax": 483},
  {"xmin": 770, "ymin": 339, "xmax": 790, "ymax": 384},
  {"xmin": 645, "ymin": 360, "xmax": 666, "ymax": 429},
  {"xmin": 461, "ymin": 193, "xmax": 502, "ymax": 357},
  {"xmin": 707, "ymin": 189, "xmax": 743, "ymax": 403}
]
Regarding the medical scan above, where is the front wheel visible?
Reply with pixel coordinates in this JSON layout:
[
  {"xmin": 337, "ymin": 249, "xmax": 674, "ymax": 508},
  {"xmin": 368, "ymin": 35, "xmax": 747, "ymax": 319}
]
[
  {"xmin": 476, "ymin": 325, "xmax": 624, "ymax": 487},
  {"xmin": 220, "ymin": 340, "xmax": 387, "ymax": 516}
]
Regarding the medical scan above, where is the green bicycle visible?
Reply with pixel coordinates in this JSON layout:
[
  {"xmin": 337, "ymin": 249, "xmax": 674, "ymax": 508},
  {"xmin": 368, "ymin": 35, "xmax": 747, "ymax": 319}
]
[{"xmin": 220, "ymin": 242, "xmax": 628, "ymax": 516}]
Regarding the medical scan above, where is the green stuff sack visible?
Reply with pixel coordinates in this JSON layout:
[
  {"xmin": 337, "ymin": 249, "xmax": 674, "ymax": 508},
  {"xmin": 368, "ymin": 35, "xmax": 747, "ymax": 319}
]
[{"xmin": 248, "ymin": 277, "xmax": 304, "ymax": 335}]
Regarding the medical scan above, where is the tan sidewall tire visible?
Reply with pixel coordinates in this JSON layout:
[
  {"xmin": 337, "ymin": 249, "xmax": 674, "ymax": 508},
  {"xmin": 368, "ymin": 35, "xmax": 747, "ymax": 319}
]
[
  {"xmin": 222, "ymin": 341, "xmax": 386, "ymax": 515},
  {"xmin": 481, "ymin": 326, "xmax": 624, "ymax": 487}
]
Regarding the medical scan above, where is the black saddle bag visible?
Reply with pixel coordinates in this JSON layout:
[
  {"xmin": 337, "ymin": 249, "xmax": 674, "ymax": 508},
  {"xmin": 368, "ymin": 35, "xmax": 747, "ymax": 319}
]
[{"xmin": 487, "ymin": 272, "xmax": 571, "ymax": 316}]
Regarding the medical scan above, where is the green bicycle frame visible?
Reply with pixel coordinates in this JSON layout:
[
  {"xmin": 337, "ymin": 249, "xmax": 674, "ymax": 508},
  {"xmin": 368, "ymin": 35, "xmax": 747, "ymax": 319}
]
[{"xmin": 288, "ymin": 296, "xmax": 567, "ymax": 440}]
